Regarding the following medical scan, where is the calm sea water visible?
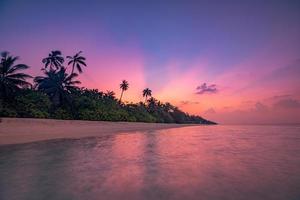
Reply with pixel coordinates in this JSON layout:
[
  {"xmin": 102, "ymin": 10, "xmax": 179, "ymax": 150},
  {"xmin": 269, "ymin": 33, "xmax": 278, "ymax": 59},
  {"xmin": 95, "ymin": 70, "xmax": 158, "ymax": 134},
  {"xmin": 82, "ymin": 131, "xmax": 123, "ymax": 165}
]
[{"xmin": 0, "ymin": 125, "xmax": 300, "ymax": 200}]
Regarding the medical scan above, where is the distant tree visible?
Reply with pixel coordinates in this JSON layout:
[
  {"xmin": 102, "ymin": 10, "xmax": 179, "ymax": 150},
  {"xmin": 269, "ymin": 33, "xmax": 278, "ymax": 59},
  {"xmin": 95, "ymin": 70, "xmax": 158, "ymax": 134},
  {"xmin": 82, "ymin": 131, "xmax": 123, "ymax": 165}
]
[
  {"xmin": 143, "ymin": 88, "xmax": 152, "ymax": 103},
  {"xmin": 81, "ymin": 88, "xmax": 103, "ymax": 100},
  {"xmin": 119, "ymin": 80, "xmax": 129, "ymax": 102},
  {"xmin": 34, "ymin": 67, "xmax": 80, "ymax": 106},
  {"xmin": 147, "ymin": 97, "xmax": 158, "ymax": 112},
  {"xmin": 0, "ymin": 51, "xmax": 32, "ymax": 99},
  {"xmin": 66, "ymin": 51, "xmax": 86, "ymax": 74},
  {"xmin": 104, "ymin": 90, "xmax": 116, "ymax": 100},
  {"xmin": 163, "ymin": 102, "xmax": 175, "ymax": 113},
  {"xmin": 42, "ymin": 50, "xmax": 64, "ymax": 71}
]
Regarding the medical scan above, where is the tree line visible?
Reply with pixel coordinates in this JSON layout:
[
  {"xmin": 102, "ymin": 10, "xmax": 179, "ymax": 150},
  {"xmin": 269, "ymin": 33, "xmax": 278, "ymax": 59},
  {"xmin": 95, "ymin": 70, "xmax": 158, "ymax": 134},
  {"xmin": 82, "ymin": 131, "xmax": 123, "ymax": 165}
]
[{"xmin": 0, "ymin": 50, "xmax": 216, "ymax": 124}]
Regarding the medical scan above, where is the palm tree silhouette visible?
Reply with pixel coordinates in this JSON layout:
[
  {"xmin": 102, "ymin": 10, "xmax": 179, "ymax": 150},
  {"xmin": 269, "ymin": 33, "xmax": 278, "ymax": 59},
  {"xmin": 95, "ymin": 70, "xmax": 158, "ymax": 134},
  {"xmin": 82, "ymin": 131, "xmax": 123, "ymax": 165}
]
[
  {"xmin": 163, "ymin": 102, "xmax": 175, "ymax": 113},
  {"xmin": 34, "ymin": 67, "xmax": 80, "ymax": 105},
  {"xmin": 0, "ymin": 51, "xmax": 32, "ymax": 99},
  {"xmin": 104, "ymin": 90, "xmax": 116, "ymax": 101},
  {"xmin": 147, "ymin": 97, "xmax": 157, "ymax": 112},
  {"xmin": 42, "ymin": 50, "xmax": 64, "ymax": 71},
  {"xmin": 143, "ymin": 88, "xmax": 152, "ymax": 103},
  {"xmin": 66, "ymin": 51, "xmax": 86, "ymax": 74},
  {"xmin": 119, "ymin": 80, "xmax": 129, "ymax": 102}
]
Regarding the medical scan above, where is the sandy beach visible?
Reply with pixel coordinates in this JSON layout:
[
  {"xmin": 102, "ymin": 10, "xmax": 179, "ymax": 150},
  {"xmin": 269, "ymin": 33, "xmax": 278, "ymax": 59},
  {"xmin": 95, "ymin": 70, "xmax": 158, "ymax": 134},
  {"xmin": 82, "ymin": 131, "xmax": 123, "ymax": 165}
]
[{"xmin": 0, "ymin": 118, "xmax": 195, "ymax": 145}]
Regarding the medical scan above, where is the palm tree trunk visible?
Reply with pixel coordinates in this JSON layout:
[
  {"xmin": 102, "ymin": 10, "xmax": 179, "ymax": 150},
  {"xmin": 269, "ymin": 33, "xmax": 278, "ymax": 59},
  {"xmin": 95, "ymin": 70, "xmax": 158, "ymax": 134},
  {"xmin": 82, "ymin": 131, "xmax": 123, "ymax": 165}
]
[
  {"xmin": 144, "ymin": 95, "xmax": 147, "ymax": 103},
  {"xmin": 119, "ymin": 90, "xmax": 124, "ymax": 102},
  {"xmin": 71, "ymin": 63, "xmax": 75, "ymax": 75}
]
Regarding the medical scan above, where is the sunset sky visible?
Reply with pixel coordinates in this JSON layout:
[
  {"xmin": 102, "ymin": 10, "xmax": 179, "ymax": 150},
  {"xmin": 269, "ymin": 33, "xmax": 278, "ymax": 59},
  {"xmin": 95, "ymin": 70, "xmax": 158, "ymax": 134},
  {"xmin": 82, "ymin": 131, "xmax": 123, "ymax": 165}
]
[{"xmin": 1, "ymin": 0, "xmax": 300, "ymax": 124}]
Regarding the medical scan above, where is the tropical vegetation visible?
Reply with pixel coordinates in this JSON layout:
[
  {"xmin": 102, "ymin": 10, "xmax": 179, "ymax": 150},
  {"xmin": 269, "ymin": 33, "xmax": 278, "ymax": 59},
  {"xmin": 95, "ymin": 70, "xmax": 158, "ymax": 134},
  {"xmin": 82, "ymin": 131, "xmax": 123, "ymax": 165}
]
[{"xmin": 0, "ymin": 51, "xmax": 216, "ymax": 124}]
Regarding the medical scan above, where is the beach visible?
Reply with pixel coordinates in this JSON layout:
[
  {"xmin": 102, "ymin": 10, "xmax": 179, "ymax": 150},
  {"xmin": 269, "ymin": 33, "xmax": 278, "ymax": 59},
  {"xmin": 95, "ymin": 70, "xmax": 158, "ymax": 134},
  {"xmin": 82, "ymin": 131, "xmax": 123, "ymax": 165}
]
[{"xmin": 0, "ymin": 118, "xmax": 194, "ymax": 145}]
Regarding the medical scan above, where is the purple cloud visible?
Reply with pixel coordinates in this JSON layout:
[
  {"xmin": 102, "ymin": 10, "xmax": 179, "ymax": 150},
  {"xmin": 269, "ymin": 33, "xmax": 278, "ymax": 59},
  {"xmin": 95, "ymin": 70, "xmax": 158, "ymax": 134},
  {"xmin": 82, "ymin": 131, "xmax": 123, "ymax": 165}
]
[
  {"xmin": 274, "ymin": 99, "xmax": 300, "ymax": 109},
  {"xmin": 255, "ymin": 102, "xmax": 268, "ymax": 112},
  {"xmin": 196, "ymin": 83, "xmax": 218, "ymax": 95}
]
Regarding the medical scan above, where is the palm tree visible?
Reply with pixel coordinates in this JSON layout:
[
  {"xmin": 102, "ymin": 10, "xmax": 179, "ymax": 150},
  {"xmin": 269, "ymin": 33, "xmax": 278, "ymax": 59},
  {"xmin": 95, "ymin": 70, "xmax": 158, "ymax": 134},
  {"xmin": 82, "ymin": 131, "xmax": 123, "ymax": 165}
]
[
  {"xmin": 104, "ymin": 90, "xmax": 116, "ymax": 99},
  {"xmin": 42, "ymin": 50, "xmax": 64, "ymax": 71},
  {"xmin": 66, "ymin": 51, "xmax": 86, "ymax": 74},
  {"xmin": 119, "ymin": 80, "xmax": 129, "ymax": 102},
  {"xmin": 143, "ymin": 88, "xmax": 152, "ymax": 103},
  {"xmin": 0, "ymin": 52, "xmax": 32, "ymax": 99},
  {"xmin": 34, "ymin": 67, "xmax": 80, "ymax": 106},
  {"xmin": 163, "ymin": 102, "xmax": 175, "ymax": 113},
  {"xmin": 147, "ymin": 97, "xmax": 158, "ymax": 113}
]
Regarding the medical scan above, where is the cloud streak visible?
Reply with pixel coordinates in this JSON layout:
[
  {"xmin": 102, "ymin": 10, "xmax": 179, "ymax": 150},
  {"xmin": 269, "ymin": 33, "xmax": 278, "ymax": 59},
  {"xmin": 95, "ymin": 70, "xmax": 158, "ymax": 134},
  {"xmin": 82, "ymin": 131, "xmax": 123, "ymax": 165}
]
[{"xmin": 180, "ymin": 100, "xmax": 200, "ymax": 106}]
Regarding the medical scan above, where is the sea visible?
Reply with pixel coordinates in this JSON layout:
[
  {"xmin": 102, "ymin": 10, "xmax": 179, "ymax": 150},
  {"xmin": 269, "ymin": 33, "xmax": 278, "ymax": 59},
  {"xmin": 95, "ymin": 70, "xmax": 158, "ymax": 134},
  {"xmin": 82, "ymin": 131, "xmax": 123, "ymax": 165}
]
[{"xmin": 1, "ymin": 125, "xmax": 300, "ymax": 200}]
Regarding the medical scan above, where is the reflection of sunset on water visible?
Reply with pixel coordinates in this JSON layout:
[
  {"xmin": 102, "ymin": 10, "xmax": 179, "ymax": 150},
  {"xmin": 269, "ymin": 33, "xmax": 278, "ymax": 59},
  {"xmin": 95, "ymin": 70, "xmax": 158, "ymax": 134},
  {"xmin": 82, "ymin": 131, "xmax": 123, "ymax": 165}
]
[{"xmin": 1, "ymin": 126, "xmax": 300, "ymax": 199}]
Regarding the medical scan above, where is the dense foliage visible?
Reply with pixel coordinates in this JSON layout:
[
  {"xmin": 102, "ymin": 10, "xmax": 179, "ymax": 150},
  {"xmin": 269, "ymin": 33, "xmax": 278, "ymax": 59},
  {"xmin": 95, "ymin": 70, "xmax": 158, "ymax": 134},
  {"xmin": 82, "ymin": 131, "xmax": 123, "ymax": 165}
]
[{"xmin": 0, "ymin": 51, "xmax": 216, "ymax": 124}]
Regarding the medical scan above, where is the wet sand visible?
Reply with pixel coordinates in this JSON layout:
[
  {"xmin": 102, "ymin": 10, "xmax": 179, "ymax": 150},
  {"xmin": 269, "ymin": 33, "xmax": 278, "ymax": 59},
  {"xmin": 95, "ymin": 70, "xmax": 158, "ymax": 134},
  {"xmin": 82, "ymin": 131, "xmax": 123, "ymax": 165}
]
[{"xmin": 0, "ymin": 118, "xmax": 195, "ymax": 145}]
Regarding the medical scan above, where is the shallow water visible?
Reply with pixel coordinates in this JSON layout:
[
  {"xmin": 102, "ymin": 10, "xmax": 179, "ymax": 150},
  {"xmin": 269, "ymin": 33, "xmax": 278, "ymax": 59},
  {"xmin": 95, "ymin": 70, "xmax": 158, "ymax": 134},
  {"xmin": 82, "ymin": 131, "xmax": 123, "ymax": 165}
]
[{"xmin": 0, "ymin": 125, "xmax": 300, "ymax": 200}]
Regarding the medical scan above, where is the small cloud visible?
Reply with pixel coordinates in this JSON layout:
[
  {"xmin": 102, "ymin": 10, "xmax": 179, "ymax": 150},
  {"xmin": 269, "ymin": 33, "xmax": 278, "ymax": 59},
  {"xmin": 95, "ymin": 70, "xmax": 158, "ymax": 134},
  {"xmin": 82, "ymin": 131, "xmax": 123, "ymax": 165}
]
[
  {"xmin": 254, "ymin": 102, "xmax": 268, "ymax": 112},
  {"xmin": 196, "ymin": 83, "xmax": 218, "ymax": 95},
  {"xmin": 274, "ymin": 98, "xmax": 300, "ymax": 109},
  {"xmin": 204, "ymin": 108, "xmax": 216, "ymax": 114},
  {"xmin": 223, "ymin": 106, "xmax": 232, "ymax": 109},
  {"xmin": 180, "ymin": 101, "xmax": 200, "ymax": 106}
]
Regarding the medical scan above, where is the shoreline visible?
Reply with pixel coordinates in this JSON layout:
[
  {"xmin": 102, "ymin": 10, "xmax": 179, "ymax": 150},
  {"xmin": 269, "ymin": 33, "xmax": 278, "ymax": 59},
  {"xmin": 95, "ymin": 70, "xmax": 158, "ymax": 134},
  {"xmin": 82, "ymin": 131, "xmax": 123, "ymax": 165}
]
[{"xmin": 0, "ymin": 118, "xmax": 198, "ymax": 146}]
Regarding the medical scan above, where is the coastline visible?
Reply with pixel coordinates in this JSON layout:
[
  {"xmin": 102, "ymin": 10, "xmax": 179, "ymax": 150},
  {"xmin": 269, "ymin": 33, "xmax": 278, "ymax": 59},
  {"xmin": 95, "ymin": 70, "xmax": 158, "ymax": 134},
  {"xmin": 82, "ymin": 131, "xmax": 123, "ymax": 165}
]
[{"xmin": 0, "ymin": 118, "xmax": 198, "ymax": 145}]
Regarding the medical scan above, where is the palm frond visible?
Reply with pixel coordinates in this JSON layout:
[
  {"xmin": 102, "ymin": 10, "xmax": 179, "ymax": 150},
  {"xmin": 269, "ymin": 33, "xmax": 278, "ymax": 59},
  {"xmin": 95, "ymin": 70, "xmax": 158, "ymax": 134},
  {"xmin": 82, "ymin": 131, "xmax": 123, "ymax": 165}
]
[
  {"xmin": 77, "ymin": 56, "xmax": 86, "ymax": 60},
  {"xmin": 7, "ymin": 64, "xmax": 30, "ymax": 74},
  {"xmin": 6, "ymin": 73, "xmax": 32, "ymax": 79},
  {"xmin": 76, "ymin": 64, "xmax": 82, "ymax": 73},
  {"xmin": 77, "ymin": 60, "xmax": 86, "ymax": 66}
]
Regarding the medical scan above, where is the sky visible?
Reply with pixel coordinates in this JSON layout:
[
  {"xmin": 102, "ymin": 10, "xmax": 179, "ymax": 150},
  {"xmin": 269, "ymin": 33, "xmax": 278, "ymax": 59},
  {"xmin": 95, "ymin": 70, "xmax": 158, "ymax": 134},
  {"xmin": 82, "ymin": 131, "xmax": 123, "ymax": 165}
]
[{"xmin": 1, "ymin": 0, "xmax": 300, "ymax": 124}]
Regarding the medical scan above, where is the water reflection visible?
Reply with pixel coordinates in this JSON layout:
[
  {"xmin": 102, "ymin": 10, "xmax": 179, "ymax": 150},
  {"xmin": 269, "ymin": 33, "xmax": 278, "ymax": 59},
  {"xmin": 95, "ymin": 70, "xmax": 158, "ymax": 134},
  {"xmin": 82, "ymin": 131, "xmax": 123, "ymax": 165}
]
[{"xmin": 0, "ymin": 125, "xmax": 300, "ymax": 200}]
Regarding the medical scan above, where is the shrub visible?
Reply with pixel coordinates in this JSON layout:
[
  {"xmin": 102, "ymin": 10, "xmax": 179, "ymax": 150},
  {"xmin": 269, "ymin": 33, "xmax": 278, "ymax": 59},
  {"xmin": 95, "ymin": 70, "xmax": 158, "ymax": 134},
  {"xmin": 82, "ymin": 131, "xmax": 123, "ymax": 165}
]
[
  {"xmin": 51, "ymin": 108, "xmax": 72, "ymax": 120},
  {"xmin": 15, "ymin": 91, "xmax": 51, "ymax": 118},
  {"xmin": 0, "ymin": 100, "xmax": 17, "ymax": 117}
]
